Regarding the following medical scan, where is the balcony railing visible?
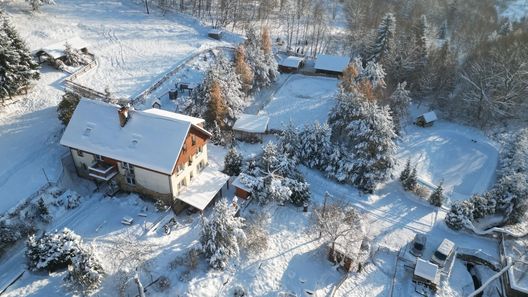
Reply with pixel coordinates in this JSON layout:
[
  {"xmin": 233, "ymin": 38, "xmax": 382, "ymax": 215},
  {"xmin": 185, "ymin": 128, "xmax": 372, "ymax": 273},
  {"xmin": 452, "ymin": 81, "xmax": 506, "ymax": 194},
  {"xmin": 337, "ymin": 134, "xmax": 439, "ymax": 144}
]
[{"xmin": 89, "ymin": 161, "xmax": 118, "ymax": 181}]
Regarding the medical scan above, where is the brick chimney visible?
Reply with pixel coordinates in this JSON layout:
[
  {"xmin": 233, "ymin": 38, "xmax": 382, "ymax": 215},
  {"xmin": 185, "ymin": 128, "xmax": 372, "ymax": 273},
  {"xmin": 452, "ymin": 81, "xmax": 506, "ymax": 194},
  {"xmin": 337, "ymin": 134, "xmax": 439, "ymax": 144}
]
[{"xmin": 118, "ymin": 105, "xmax": 129, "ymax": 127}]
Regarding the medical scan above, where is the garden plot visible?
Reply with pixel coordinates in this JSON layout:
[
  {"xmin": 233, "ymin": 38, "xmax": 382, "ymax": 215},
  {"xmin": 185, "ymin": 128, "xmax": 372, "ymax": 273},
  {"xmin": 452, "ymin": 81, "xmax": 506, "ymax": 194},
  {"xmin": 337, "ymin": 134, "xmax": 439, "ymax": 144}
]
[
  {"xmin": 259, "ymin": 75, "xmax": 338, "ymax": 130},
  {"xmin": 398, "ymin": 122, "xmax": 499, "ymax": 201}
]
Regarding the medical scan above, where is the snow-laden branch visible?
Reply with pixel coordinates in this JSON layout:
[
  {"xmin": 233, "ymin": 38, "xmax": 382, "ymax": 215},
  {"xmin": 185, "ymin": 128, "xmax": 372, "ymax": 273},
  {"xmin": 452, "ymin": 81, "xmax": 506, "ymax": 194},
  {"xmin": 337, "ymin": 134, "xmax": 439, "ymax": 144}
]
[
  {"xmin": 464, "ymin": 220, "xmax": 528, "ymax": 238},
  {"xmin": 467, "ymin": 257, "xmax": 512, "ymax": 297}
]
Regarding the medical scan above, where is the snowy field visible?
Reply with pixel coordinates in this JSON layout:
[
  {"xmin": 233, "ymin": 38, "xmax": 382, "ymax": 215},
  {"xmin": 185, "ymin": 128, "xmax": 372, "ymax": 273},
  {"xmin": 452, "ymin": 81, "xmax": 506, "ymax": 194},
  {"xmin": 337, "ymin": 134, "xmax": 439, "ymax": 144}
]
[
  {"xmin": 260, "ymin": 75, "xmax": 337, "ymax": 130},
  {"xmin": 501, "ymin": 0, "xmax": 528, "ymax": 20},
  {"xmin": 398, "ymin": 122, "xmax": 499, "ymax": 201},
  {"xmin": 4, "ymin": 0, "xmax": 232, "ymax": 98}
]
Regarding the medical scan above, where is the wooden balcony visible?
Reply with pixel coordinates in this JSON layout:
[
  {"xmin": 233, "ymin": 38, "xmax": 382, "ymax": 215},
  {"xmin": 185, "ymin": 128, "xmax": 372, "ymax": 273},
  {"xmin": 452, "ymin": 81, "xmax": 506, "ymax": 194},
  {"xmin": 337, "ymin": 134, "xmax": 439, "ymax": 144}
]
[{"xmin": 89, "ymin": 161, "xmax": 118, "ymax": 181}]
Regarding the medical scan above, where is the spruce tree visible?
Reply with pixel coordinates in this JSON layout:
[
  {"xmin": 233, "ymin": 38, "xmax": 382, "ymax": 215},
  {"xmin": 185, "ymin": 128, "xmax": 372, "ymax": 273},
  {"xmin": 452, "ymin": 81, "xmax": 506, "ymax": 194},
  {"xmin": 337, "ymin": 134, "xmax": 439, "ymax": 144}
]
[
  {"xmin": 389, "ymin": 82, "xmax": 412, "ymax": 132},
  {"xmin": 224, "ymin": 147, "xmax": 243, "ymax": 176},
  {"xmin": 400, "ymin": 158, "xmax": 411, "ymax": 183},
  {"xmin": 200, "ymin": 198, "xmax": 245, "ymax": 270},
  {"xmin": 404, "ymin": 166, "xmax": 418, "ymax": 191},
  {"xmin": 367, "ymin": 12, "xmax": 396, "ymax": 65},
  {"xmin": 429, "ymin": 182, "xmax": 444, "ymax": 206}
]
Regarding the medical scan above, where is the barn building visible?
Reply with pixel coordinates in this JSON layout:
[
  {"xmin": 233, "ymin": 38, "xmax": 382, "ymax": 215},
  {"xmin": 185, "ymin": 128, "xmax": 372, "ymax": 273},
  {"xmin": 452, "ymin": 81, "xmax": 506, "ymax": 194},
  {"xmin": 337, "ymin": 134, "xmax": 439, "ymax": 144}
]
[
  {"xmin": 278, "ymin": 56, "xmax": 304, "ymax": 73},
  {"xmin": 233, "ymin": 113, "xmax": 270, "ymax": 143},
  {"xmin": 416, "ymin": 111, "xmax": 438, "ymax": 127}
]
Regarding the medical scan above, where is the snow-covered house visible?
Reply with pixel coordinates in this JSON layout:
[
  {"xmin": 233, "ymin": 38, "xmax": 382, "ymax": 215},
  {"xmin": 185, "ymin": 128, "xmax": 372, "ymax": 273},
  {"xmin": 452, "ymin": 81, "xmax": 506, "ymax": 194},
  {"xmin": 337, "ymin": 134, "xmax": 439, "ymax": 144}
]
[
  {"xmin": 60, "ymin": 99, "xmax": 229, "ymax": 213},
  {"xmin": 34, "ymin": 37, "xmax": 90, "ymax": 64},
  {"xmin": 278, "ymin": 56, "xmax": 304, "ymax": 73},
  {"xmin": 314, "ymin": 54, "xmax": 350, "ymax": 76},
  {"xmin": 416, "ymin": 111, "xmax": 438, "ymax": 127},
  {"xmin": 413, "ymin": 258, "xmax": 440, "ymax": 290},
  {"xmin": 233, "ymin": 114, "xmax": 270, "ymax": 142}
]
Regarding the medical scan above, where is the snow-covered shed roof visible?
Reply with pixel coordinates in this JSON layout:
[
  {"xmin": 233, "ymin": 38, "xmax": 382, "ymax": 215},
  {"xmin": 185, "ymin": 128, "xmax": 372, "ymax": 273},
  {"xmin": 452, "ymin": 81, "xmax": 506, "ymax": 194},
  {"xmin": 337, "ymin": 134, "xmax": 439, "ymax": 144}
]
[
  {"xmin": 279, "ymin": 56, "xmax": 304, "ymax": 68},
  {"xmin": 233, "ymin": 114, "xmax": 269, "ymax": 134},
  {"xmin": 414, "ymin": 258, "xmax": 439, "ymax": 283},
  {"xmin": 60, "ymin": 99, "xmax": 208, "ymax": 175},
  {"xmin": 208, "ymin": 29, "xmax": 223, "ymax": 35},
  {"xmin": 421, "ymin": 111, "xmax": 438, "ymax": 123},
  {"xmin": 176, "ymin": 166, "xmax": 229, "ymax": 210},
  {"xmin": 332, "ymin": 235, "xmax": 363, "ymax": 257},
  {"xmin": 232, "ymin": 176, "xmax": 251, "ymax": 192},
  {"xmin": 314, "ymin": 55, "xmax": 350, "ymax": 73},
  {"xmin": 144, "ymin": 108, "xmax": 205, "ymax": 125},
  {"xmin": 38, "ymin": 37, "xmax": 89, "ymax": 59}
]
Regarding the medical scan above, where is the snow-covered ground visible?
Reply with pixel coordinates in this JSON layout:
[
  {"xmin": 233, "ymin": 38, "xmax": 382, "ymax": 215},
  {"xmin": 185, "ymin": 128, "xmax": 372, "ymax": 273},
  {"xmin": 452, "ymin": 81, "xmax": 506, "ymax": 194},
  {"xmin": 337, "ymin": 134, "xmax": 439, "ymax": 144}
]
[
  {"xmin": 398, "ymin": 122, "xmax": 499, "ymax": 201},
  {"xmin": 501, "ymin": 0, "xmax": 528, "ymax": 20},
  {"xmin": 4, "ymin": 0, "xmax": 231, "ymax": 98},
  {"xmin": 259, "ymin": 75, "xmax": 337, "ymax": 130}
]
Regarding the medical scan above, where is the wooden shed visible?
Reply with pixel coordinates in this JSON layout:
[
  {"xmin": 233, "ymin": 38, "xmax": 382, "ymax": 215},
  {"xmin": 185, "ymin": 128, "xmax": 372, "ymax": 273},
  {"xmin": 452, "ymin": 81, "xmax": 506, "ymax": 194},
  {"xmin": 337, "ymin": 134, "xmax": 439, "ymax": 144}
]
[
  {"xmin": 232, "ymin": 176, "xmax": 251, "ymax": 199},
  {"xmin": 416, "ymin": 111, "xmax": 438, "ymax": 127},
  {"xmin": 278, "ymin": 56, "xmax": 304, "ymax": 73},
  {"xmin": 233, "ymin": 114, "xmax": 269, "ymax": 143},
  {"xmin": 328, "ymin": 236, "xmax": 364, "ymax": 272},
  {"xmin": 208, "ymin": 29, "xmax": 223, "ymax": 40},
  {"xmin": 413, "ymin": 258, "xmax": 440, "ymax": 291},
  {"xmin": 314, "ymin": 54, "xmax": 350, "ymax": 76}
]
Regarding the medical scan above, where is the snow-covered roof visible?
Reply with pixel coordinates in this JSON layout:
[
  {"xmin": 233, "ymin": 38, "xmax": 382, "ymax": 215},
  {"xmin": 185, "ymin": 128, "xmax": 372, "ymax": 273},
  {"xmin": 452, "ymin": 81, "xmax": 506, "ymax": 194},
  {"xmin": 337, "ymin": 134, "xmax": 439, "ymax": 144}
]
[
  {"xmin": 38, "ymin": 37, "xmax": 89, "ymax": 59},
  {"xmin": 60, "ymin": 99, "xmax": 208, "ymax": 174},
  {"xmin": 414, "ymin": 258, "xmax": 439, "ymax": 283},
  {"xmin": 437, "ymin": 238, "xmax": 455, "ymax": 255},
  {"xmin": 314, "ymin": 55, "xmax": 350, "ymax": 73},
  {"xmin": 421, "ymin": 111, "xmax": 438, "ymax": 123},
  {"xmin": 208, "ymin": 29, "xmax": 223, "ymax": 35},
  {"xmin": 232, "ymin": 176, "xmax": 251, "ymax": 192},
  {"xmin": 233, "ymin": 114, "xmax": 269, "ymax": 134},
  {"xmin": 279, "ymin": 56, "xmax": 304, "ymax": 68},
  {"xmin": 332, "ymin": 235, "xmax": 363, "ymax": 257},
  {"xmin": 144, "ymin": 108, "xmax": 205, "ymax": 125},
  {"xmin": 176, "ymin": 167, "xmax": 229, "ymax": 210}
]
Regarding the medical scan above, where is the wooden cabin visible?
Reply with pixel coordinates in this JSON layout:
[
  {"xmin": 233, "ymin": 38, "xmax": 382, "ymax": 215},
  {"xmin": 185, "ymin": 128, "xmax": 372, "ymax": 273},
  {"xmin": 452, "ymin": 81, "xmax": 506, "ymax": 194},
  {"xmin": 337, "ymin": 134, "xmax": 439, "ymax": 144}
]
[
  {"xmin": 328, "ymin": 236, "xmax": 364, "ymax": 272},
  {"xmin": 278, "ymin": 56, "xmax": 304, "ymax": 73},
  {"xmin": 413, "ymin": 258, "xmax": 440, "ymax": 291},
  {"xmin": 208, "ymin": 29, "xmax": 223, "ymax": 40},
  {"xmin": 233, "ymin": 114, "xmax": 269, "ymax": 143},
  {"xmin": 232, "ymin": 176, "xmax": 251, "ymax": 199},
  {"xmin": 416, "ymin": 111, "xmax": 438, "ymax": 127},
  {"xmin": 314, "ymin": 54, "xmax": 350, "ymax": 76}
]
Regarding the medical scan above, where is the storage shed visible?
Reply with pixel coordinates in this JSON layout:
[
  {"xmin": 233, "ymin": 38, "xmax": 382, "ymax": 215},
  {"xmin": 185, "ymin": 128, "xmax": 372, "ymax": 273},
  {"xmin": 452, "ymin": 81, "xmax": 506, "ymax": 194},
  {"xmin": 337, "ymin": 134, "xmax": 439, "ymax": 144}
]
[
  {"xmin": 416, "ymin": 111, "xmax": 438, "ymax": 127},
  {"xmin": 233, "ymin": 114, "xmax": 269, "ymax": 143},
  {"xmin": 314, "ymin": 54, "xmax": 350, "ymax": 76},
  {"xmin": 278, "ymin": 56, "xmax": 304, "ymax": 73},
  {"xmin": 328, "ymin": 236, "xmax": 365, "ymax": 272},
  {"xmin": 232, "ymin": 176, "xmax": 251, "ymax": 199},
  {"xmin": 208, "ymin": 29, "xmax": 223, "ymax": 40},
  {"xmin": 413, "ymin": 258, "xmax": 440, "ymax": 291}
]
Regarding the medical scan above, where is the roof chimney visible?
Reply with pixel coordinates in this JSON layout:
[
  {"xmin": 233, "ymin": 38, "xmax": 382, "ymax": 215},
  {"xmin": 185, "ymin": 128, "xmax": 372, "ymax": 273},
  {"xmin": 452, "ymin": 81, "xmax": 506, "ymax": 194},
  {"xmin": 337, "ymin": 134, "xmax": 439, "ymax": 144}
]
[{"xmin": 118, "ymin": 105, "xmax": 129, "ymax": 127}]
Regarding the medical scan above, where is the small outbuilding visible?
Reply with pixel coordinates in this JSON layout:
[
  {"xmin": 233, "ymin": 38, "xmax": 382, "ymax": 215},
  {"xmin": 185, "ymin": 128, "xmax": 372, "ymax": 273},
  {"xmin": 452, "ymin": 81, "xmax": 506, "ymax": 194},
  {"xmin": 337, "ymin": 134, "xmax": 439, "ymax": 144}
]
[
  {"xmin": 233, "ymin": 113, "xmax": 270, "ymax": 143},
  {"xmin": 208, "ymin": 29, "xmax": 223, "ymax": 40},
  {"xmin": 416, "ymin": 111, "xmax": 438, "ymax": 127},
  {"xmin": 314, "ymin": 54, "xmax": 350, "ymax": 76},
  {"xmin": 328, "ymin": 236, "xmax": 365, "ymax": 272},
  {"xmin": 278, "ymin": 56, "xmax": 304, "ymax": 73},
  {"xmin": 413, "ymin": 258, "xmax": 440, "ymax": 291},
  {"xmin": 232, "ymin": 176, "xmax": 251, "ymax": 200},
  {"xmin": 35, "ymin": 37, "xmax": 90, "ymax": 64}
]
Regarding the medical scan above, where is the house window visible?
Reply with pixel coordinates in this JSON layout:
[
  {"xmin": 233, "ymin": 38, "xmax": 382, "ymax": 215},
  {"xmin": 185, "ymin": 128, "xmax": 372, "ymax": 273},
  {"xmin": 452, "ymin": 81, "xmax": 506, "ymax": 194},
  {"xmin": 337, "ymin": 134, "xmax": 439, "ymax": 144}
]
[
  {"xmin": 81, "ymin": 163, "xmax": 87, "ymax": 170},
  {"xmin": 190, "ymin": 171, "xmax": 194, "ymax": 181},
  {"xmin": 198, "ymin": 146, "xmax": 203, "ymax": 153},
  {"xmin": 122, "ymin": 162, "xmax": 135, "ymax": 175},
  {"xmin": 183, "ymin": 144, "xmax": 187, "ymax": 151},
  {"xmin": 126, "ymin": 176, "xmax": 136, "ymax": 185},
  {"xmin": 122, "ymin": 162, "xmax": 131, "ymax": 169},
  {"xmin": 95, "ymin": 154, "xmax": 103, "ymax": 161},
  {"xmin": 188, "ymin": 156, "xmax": 192, "ymax": 166},
  {"xmin": 192, "ymin": 135, "xmax": 197, "ymax": 146},
  {"xmin": 77, "ymin": 150, "xmax": 84, "ymax": 157}
]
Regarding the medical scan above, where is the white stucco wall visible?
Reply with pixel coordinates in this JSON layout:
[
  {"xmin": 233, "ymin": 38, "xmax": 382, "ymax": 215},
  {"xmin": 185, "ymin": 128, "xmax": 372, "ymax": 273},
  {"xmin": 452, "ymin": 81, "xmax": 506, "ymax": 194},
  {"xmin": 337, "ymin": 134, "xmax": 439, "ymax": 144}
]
[
  {"xmin": 70, "ymin": 148, "xmax": 96, "ymax": 171},
  {"xmin": 170, "ymin": 144, "xmax": 208, "ymax": 196},
  {"xmin": 117, "ymin": 162, "xmax": 171, "ymax": 194}
]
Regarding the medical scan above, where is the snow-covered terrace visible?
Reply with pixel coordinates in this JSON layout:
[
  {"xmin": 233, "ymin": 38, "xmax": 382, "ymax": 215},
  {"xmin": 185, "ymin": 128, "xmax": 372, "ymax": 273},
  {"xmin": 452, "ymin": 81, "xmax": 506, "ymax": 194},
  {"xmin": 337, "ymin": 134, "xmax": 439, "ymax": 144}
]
[{"xmin": 176, "ymin": 166, "xmax": 229, "ymax": 210}]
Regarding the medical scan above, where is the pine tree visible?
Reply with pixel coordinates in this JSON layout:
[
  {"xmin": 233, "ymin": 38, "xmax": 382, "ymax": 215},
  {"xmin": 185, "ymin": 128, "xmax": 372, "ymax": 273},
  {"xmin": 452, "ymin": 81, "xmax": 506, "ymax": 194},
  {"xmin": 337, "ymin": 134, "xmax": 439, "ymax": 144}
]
[
  {"xmin": 429, "ymin": 182, "xmax": 444, "ymax": 206},
  {"xmin": 399, "ymin": 158, "xmax": 411, "ymax": 183},
  {"xmin": 389, "ymin": 82, "xmax": 412, "ymax": 131},
  {"xmin": 2, "ymin": 17, "xmax": 39, "ymax": 84},
  {"xmin": 26, "ymin": 0, "xmax": 55, "ymax": 11},
  {"xmin": 234, "ymin": 45, "xmax": 254, "ymax": 94},
  {"xmin": 200, "ymin": 198, "xmax": 245, "ymax": 270},
  {"xmin": 261, "ymin": 141, "xmax": 279, "ymax": 172},
  {"xmin": 339, "ymin": 62, "xmax": 360, "ymax": 93},
  {"xmin": 404, "ymin": 166, "xmax": 417, "ymax": 192},
  {"xmin": 298, "ymin": 122, "xmax": 332, "ymax": 170},
  {"xmin": 244, "ymin": 27, "xmax": 278, "ymax": 91},
  {"xmin": 438, "ymin": 20, "xmax": 448, "ymax": 39},
  {"xmin": 367, "ymin": 12, "xmax": 396, "ymax": 65},
  {"xmin": 278, "ymin": 121, "xmax": 300, "ymax": 160},
  {"xmin": 57, "ymin": 92, "xmax": 81, "ymax": 125},
  {"xmin": 224, "ymin": 147, "xmax": 243, "ymax": 176},
  {"xmin": 413, "ymin": 15, "xmax": 429, "ymax": 69}
]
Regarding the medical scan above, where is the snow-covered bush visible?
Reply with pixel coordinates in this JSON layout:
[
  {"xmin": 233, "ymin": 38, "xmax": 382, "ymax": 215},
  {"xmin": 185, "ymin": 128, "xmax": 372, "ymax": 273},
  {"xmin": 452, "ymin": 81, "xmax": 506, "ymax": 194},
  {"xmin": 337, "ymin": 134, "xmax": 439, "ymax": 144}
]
[
  {"xmin": 0, "ymin": 218, "xmax": 33, "ymax": 256},
  {"xmin": 233, "ymin": 284, "xmax": 247, "ymax": 297},
  {"xmin": 156, "ymin": 276, "xmax": 171, "ymax": 292},
  {"xmin": 429, "ymin": 183, "xmax": 444, "ymax": 207},
  {"xmin": 57, "ymin": 91, "xmax": 81, "ymax": 125},
  {"xmin": 200, "ymin": 198, "xmax": 245, "ymax": 270},
  {"xmin": 445, "ymin": 201, "xmax": 473, "ymax": 230},
  {"xmin": 26, "ymin": 228, "xmax": 83, "ymax": 271},
  {"xmin": 26, "ymin": 0, "xmax": 55, "ymax": 11},
  {"xmin": 65, "ymin": 247, "xmax": 105, "ymax": 295},
  {"xmin": 63, "ymin": 42, "xmax": 88, "ymax": 67},
  {"xmin": 413, "ymin": 185, "xmax": 430, "ymax": 199},
  {"xmin": 242, "ymin": 213, "xmax": 269, "ymax": 255},
  {"xmin": 224, "ymin": 147, "xmax": 243, "ymax": 176}
]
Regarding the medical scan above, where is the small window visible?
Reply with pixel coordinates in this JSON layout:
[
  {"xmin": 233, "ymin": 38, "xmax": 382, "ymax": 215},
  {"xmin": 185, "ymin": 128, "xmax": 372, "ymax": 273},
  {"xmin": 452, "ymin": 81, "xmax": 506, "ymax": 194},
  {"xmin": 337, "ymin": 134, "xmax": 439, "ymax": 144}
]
[
  {"xmin": 126, "ymin": 176, "xmax": 136, "ymax": 185},
  {"xmin": 122, "ymin": 162, "xmax": 133, "ymax": 170},
  {"xmin": 95, "ymin": 155, "xmax": 103, "ymax": 161},
  {"xmin": 188, "ymin": 156, "xmax": 192, "ymax": 166},
  {"xmin": 192, "ymin": 135, "xmax": 197, "ymax": 146},
  {"xmin": 77, "ymin": 150, "xmax": 84, "ymax": 157},
  {"xmin": 183, "ymin": 144, "xmax": 187, "ymax": 151},
  {"xmin": 198, "ymin": 146, "xmax": 203, "ymax": 153},
  {"xmin": 81, "ymin": 163, "xmax": 87, "ymax": 170}
]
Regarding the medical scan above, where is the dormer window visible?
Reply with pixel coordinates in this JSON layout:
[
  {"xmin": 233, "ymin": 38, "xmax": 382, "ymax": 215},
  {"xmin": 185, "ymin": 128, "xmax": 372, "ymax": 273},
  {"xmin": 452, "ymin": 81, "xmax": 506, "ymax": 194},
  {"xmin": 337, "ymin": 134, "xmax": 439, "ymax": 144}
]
[
  {"xmin": 77, "ymin": 150, "xmax": 84, "ymax": 157},
  {"xmin": 95, "ymin": 154, "xmax": 103, "ymax": 161}
]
